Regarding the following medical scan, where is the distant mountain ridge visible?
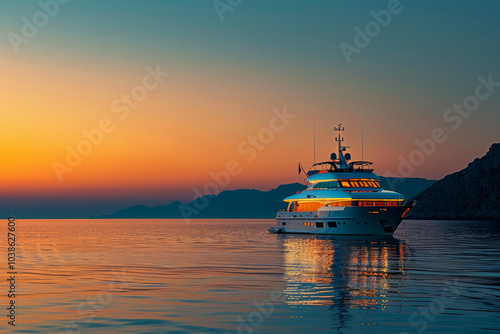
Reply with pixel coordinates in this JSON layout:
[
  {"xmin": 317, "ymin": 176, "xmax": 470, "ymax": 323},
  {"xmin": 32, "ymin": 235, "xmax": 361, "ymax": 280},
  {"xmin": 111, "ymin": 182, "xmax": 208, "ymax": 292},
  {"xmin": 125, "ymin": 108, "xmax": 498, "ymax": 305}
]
[
  {"xmin": 91, "ymin": 183, "xmax": 305, "ymax": 219},
  {"xmin": 407, "ymin": 143, "xmax": 500, "ymax": 220},
  {"xmin": 91, "ymin": 176, "xmax": 435, "ymax": 219},
  {"xmin": 380, "ymin": 177, "xmax": 435, "ymax": 199}
]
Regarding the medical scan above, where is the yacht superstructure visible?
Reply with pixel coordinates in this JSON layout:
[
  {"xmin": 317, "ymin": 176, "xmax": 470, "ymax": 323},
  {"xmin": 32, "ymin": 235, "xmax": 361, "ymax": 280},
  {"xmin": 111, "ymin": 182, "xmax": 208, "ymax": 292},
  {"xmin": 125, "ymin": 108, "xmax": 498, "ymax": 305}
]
[{"xmin": 269, "ymin": 124, "xmax": 415, "ymax": 236}]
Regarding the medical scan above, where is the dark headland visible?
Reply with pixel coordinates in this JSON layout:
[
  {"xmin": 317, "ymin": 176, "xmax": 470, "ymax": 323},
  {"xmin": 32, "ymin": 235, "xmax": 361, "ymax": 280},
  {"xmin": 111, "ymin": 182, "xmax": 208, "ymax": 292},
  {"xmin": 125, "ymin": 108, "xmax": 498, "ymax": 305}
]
[{"xmin": 407, "ymin": 143, "xmax": 500, "ymax": 220}]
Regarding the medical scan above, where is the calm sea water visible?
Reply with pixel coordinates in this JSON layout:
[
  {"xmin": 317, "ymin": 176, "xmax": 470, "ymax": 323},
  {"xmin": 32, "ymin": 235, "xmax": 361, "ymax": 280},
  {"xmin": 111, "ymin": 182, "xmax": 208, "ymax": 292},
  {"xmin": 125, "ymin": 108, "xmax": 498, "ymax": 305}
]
[{"xmin": 3, "ymin": 219, "xmax": 499, "ymax": 334}]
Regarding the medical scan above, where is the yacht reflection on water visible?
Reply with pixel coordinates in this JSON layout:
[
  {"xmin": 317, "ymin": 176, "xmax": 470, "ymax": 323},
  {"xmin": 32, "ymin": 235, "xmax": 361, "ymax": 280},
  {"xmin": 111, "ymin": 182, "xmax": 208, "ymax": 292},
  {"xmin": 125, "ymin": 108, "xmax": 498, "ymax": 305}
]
[{"xmin": 278, "ymin": 235, "xmax": 409, "ymax": 310}]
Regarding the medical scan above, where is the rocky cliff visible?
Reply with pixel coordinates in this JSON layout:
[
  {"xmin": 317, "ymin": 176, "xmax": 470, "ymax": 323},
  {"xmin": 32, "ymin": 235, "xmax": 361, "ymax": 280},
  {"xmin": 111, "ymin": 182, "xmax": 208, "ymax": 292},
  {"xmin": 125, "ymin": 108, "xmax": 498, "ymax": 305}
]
[{"xmin": 407, "ymin": 143, "xmax": 500, "ymax": 220}]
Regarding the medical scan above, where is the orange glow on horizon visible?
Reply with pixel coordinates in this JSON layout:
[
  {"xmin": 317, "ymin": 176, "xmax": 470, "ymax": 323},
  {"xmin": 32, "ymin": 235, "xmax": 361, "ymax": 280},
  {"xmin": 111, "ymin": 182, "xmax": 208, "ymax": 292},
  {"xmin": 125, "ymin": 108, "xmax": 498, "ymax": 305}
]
[{"xmin": 2, "ymin": 49, "xmax": 490, "ymax": 201}]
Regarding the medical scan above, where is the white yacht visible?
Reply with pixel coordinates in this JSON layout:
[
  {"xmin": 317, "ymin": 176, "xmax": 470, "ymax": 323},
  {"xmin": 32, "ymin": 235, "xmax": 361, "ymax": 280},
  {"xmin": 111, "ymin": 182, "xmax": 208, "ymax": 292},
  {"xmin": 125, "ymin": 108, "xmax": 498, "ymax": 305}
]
[{"xmin": 269, "ymin": 124, "xmax": 415, "ymax": 236}]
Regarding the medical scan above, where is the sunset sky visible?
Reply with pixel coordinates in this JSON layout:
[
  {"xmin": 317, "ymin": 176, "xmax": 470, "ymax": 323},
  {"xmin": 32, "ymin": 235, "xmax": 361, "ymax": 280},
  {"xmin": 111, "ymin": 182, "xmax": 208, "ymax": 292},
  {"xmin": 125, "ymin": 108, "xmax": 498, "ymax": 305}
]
[{"xmin": 1, "ymin": 1, "xmax": 499, "ymax": 217}]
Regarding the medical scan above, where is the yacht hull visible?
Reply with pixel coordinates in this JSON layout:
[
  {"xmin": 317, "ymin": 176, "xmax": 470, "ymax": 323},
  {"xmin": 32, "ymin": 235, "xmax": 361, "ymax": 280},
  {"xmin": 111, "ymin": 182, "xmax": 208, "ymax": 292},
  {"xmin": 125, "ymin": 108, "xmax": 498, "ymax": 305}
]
[{"xmin": 272, "ymin": 205, "xmax": 410, "ymax": 236}]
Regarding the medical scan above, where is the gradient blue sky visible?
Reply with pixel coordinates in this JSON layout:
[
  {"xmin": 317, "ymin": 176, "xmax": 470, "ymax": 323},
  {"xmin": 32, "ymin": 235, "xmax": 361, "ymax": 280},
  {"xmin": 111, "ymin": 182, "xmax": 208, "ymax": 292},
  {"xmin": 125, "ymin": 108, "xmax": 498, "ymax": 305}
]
[{"xmin": 1, "ymin": 1, "xmax": 499, "ymax": 217}]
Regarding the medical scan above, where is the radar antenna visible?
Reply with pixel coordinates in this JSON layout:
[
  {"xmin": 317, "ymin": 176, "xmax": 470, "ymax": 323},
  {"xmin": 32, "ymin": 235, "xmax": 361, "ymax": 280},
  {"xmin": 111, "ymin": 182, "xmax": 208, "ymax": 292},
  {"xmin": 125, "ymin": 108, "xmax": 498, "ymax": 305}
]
[
  {"xmin": 313, "ymin": 114, "xmax": 316, "ymax": 164},
  {"xmin": 334, "ymin": 124, "xmax": 350, "ymax": 170}
]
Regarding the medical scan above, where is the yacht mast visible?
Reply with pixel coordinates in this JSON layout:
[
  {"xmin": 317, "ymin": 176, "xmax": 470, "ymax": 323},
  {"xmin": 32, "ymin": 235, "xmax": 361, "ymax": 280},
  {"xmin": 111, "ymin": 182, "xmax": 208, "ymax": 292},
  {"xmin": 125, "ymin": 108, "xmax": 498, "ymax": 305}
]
[
  {"xmin": 334, "ymin": 124, "xmax": 349, "ymax": 170},
  {"xmin": 313, "ymin": 114, "xmax": 316, "ymax": 164}
]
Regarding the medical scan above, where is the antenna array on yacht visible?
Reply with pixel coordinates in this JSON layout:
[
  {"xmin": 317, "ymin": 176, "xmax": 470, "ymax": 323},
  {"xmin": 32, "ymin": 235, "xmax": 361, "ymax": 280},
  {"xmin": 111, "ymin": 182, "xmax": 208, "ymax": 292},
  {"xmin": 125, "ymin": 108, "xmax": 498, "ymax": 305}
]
[
  {"xmin": 313, "ymin": 114, "xmax": 316, "ymax": 164},
  {"xmin": 362, "ymin": 119, "xmax": 364, "ymax": 162}
]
